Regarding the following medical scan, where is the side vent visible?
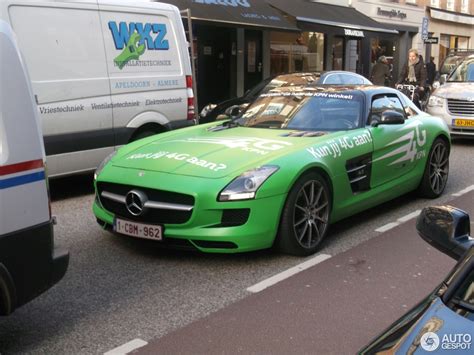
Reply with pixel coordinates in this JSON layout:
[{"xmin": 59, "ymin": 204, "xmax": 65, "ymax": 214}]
[{"xmin": 346, "ymin": 153, "xmax": 372, "ymax": 194}]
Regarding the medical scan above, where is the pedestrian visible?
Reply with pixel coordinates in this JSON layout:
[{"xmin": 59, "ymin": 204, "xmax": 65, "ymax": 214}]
[
  {"xmin": 397, "ymin": 49, "xmax": 427, "ymax": 109},
  {"xmin": 426, "ymin": 56, "xmax": 436, "ymax": 86},
  {"xmin": 370, "ymin": 56, "xmax": 391, "ymax": 86}
]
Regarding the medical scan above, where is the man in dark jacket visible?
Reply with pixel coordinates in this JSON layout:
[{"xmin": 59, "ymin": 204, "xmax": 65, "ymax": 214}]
[
  {"xmin": 426, "ymin": 56, "xmax": 436, "ymax": 85},
  {"xmin": 370, "ymin": 56, "xmax": 391, "ymax": 86},
  {"xmin": 397, "ymin": 49, "xmax": 427, "ymax": 109}
]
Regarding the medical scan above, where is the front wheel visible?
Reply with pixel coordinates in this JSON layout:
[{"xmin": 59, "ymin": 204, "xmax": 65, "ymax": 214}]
[
  {"xmin": 277, "ymin": 172, "xmax": 331, "ymax": 256},
  {"xmin": 417, "ymin": 138, "xmax": 449, "ymax": 198}
]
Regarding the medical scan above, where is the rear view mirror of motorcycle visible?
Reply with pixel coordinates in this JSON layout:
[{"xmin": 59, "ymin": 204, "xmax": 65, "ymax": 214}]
[{"xmin": 416, "ymin": 206, "xmax": 473, "ymax": 260}]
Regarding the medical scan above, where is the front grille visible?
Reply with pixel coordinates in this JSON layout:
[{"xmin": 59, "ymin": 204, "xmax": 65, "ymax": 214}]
[
  {"xmin": 97, "ymin": 182, "xmax": 194, "ymax": 224},
  {"xmin": 447, "ymin": 99, "xmax": 474, "ymax": 116}
]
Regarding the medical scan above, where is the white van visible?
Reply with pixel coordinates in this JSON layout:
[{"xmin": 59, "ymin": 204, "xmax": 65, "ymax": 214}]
[
  {"xmin": 2, "ymin": 0, "xmax": 195, "ymax": 177},
  {"xmin": 0, "ymin": 20, "xmax": 68, "ymax": 315}
]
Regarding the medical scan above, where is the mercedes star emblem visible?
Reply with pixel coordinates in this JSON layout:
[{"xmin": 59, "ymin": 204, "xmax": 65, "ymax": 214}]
[{"xmin": 125, "ymin": 190, "xmax": 148, "ymax": 216}]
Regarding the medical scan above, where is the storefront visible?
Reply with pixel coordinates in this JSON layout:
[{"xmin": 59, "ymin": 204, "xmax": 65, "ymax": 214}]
[
  {"xmin": 351, "ymin": 0, "xmax": 424, "ymax": 84},
  {"xmin": 426, "ymin": 6, "xmax": 474, "ymax": 67},
  {"xmin": 162, "ymin": 0, "xmax": 298, "ymax": 111},
  {"xmin": 267, "ymin": 0, "xmax": 398, "ymax": 80}
]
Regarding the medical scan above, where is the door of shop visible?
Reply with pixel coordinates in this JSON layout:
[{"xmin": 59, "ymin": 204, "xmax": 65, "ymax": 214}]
[
  {"xmin": 197, "ymin": 25, "xmax": 233, "ymax": 110},
  {"xmin": 244, "ymin": 30, "xmax": 263, "ymax": 91}
]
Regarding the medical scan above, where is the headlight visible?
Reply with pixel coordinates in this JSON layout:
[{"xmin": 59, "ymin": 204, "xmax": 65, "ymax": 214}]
[
  {"xmin": 432, "ymin": 81, "xmax": 440, "ymax": 89},
  {"xmin": 428, "ymin": 95, "xmax": 444, "ymax": 107},
  {"xmin": 218, "ymin": 165, "xmax": 279, "ymax": 201},
  {"xmin": 200, "ymin": 104, "xmax": 217, "ymax": 117},
  {"xmin": 94, "ymin": 150, "xmax": 117, "ymax": 180}
]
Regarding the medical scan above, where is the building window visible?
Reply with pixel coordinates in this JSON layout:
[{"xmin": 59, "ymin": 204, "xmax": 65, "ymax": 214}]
[
  {"xmin": 446, "ymin": 0, "xmax": 455, "ymax": 11},
  {"xmin": 430, "ymin": 0, "xmax": 440, "ymax": 7},
  {"xmin": 270, "ymin": 32, "xmax": 324, "ymax": 75},
  {"xmin": 461, "ymin": 0, "xmax": 469, "ymax": 13}
]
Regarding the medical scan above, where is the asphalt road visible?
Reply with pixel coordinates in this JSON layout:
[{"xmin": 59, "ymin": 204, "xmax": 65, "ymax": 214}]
[{"xmin": 0, "ymin": 139, "xmax": 473, "ymax": 354}]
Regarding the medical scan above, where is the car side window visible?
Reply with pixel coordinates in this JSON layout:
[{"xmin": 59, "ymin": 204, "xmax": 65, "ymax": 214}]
[
  {"xmin": 398, "ymin": 92, "xmax": 421, "ymax": 118},
  {"xmin": 368, "ymin": 95, "xmax": 406, "ymax": 125}
]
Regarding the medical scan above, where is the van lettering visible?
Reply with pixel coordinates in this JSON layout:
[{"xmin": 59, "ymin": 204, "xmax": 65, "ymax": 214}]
[
  {"xmin": 108, "ymin": 21, "xmax": 170, "ymax": 50},
  {"xmin": 152, "ymin": 24, "xmax": 169, "ymax": 50}
]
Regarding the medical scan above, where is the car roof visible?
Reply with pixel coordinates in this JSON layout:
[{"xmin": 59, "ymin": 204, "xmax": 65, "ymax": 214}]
[{"xmin": 264, "ymin": 84, "xmax": 395, "ymax": 96}]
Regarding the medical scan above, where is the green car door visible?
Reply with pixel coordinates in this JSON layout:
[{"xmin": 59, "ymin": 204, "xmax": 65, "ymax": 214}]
[{"xmin": 369, "ymin": 94, "xmax": 426, "ymax": 188}]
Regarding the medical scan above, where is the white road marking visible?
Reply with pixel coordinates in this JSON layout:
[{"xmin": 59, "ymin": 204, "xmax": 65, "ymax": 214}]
[
  {"xmin": 375, "ymin": 222, "xmax": 399, "ymax": 233},
  {"xmin": 452, "ymin": 185, "xmax": 474, "ymax": 197},
  {"xmin": 104, "ymin": 339, "xmax": 148, "ymax": 355},
  {"xmin": 397, "ymin": 210, "xmax": 421, "ymax": 223},
  {"xmin": 247, "ymin": 254, "xmax": 332, "ymax": 293}
]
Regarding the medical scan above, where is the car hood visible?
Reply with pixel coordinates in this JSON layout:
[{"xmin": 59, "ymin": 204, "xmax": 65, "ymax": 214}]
[
  {"xmin": 433, "ymin": 82, "xmax": 474, "ymax": 100},
  {"xmin": 112, "ymin": 126, "xmax": 330, "ymax": 179}
]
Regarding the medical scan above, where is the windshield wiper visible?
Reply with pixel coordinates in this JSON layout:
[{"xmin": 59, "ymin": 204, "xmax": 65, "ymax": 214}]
[{"xmin": 207, "ymin": 118, "xmax": 241, "ymax": 132}]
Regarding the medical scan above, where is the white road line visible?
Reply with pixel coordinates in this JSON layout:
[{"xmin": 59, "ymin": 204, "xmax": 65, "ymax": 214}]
[
  {"xmin": 397, "ymin": 210, "xmax": 421, "ymax": 223},
  {"xmin": 104, "ymin": 339, "xmax": 148, "ymax": 355},
  {"xmin": 375, "ymin": 222, "xmax": 399, "ymax": 233},
  {"xmin": 452, "ymin": 185, "xmax": 474, "ymax": 197},
  {"xmin": 247, "ymin": 254, "xmax": 332, "ymax": 293}
]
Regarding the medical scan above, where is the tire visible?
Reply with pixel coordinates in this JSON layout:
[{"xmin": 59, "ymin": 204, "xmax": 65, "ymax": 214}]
[
  {"xmin": 131, "ymin": 129, "xmax": 158, "ymax": 142},
  {"xmin": 417, "ymin": 138, "xmax": 449, "ymax": 198},
  {"xmin": 277, "ymin": 172, "xmax": 331, "ymax": 256}
]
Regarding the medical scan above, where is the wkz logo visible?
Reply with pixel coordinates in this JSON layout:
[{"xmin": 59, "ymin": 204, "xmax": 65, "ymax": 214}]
[{"xmin": 108, "ymin": 21, "xmax": 169, "ymax": 50}]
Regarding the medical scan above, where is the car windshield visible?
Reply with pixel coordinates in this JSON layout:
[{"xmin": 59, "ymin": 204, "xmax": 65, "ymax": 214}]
[
  {"xmin": 448, "ymin": 59, "xmax": 474, "ymax": 82},
  {"xmin": 240, "ymin": 90, "xmax": 363, "ymax": 131},
  {"xmin": 441, "ymin": 56, "xmax": 463, "ymax": 75}
]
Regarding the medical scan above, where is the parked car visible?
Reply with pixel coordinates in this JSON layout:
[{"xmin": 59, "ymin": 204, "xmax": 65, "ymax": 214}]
[
  {"xmin": 434, "ymin": 49, "xmax": 474, "ymax": 88},
  {"xmin": 427, "ymin": 56, "xmax": 474, "ymax": 138},
  {"xmin": 360, "ymin": 205, "xmax": 474, "ymax": 354},
  {"xmin": 93, "ymin": 84, "xmax": 449, "ymax": 256},
  {"xmin": 199, "ymin": 71, "xmax": 372, "ymax": 123}
]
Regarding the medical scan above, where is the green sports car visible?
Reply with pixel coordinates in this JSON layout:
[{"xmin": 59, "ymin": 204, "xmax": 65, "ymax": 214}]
[{"xmin": 93, "ymin": 85, "xmax": 450, "ymax": 256}]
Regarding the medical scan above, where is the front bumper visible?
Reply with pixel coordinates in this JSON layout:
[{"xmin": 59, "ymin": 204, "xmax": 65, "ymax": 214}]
[
  {"xmin": 93, "ymin": 170, "xmax": 287, "ymax": 253},
  {"xmin": 428, "ymin": 105, "xmax": 474, "ymax": 137}
]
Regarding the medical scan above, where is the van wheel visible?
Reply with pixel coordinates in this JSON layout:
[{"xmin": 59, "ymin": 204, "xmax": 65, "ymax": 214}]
[
  {"xmin": 131, "ymin": 126, "xmax": 163, "ymax": 142},
  {"xmin": 276, "ymin": 172, "xmax": 331, "ymax": 256}
]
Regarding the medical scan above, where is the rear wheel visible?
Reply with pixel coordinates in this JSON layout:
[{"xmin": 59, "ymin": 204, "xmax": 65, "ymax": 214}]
[
  {"xmin": 417, "ymin": 138, "xmax": 449, "ymax": 198},
  {"xmin": 277, "ymin": 172, "xmax": 331, "ymax": 256}
]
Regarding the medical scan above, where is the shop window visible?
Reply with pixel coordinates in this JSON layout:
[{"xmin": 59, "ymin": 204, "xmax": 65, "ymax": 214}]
[
  {"xmin": 430, "ymin": 0, "xmax": 440, "ymax": 8},
  {"xmin": 270, "ymin": 31, "xmax": 324, "ymax": 76}
]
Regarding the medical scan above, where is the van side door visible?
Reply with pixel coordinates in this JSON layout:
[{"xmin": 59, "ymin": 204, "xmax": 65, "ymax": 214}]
[{"xmin": 8, "ymin": 2, "xmax": 114, "ymax": 176}]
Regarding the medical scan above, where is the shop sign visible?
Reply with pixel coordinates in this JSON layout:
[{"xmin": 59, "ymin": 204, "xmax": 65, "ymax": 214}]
[
  {"xmin": 377, "ymin": 7, "xmax": 407, "ymax": 20},
  {"xmin": 344, "ymin": 29, "xmax": 364, "ymax": 38},
  {"xmin": 421, "ymin": 17, "xmax": 429, "ymax": 40},
  {"xmin": 424, "ymin": 37, "xmax": 438, "ymax": 44}
]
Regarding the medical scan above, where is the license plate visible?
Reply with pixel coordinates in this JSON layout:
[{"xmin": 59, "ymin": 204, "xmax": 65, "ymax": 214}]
[
  {"xmin": 114, "ymin": 218, "xmax": 163, "ymax": 241},
  {"xmin": 453, "ymin": 119, "xmax": 474, "ymax": 127}
]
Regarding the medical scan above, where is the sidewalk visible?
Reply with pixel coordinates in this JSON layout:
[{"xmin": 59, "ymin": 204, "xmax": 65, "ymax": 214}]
[{"xmin": 136, "ymin": 191, "xmax": 473, "ymax": 354}]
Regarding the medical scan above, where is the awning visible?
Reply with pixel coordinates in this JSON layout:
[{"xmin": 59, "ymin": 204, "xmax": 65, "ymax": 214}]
[
  {"xmin": 429, "ymin": 6, "xmax": 474, "ymax": 26},
  {"xmin": 160, "ymin": 0, "xmax": 299, "ymax": 31},
  {"xmin": 267, "ymin": 0, "xmax": 398, "ymax": 35}
]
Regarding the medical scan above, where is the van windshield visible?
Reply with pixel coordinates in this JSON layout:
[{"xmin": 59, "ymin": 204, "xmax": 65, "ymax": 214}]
[{"xmin": 448, "ymin": 59, "xmax": 474, "ymax": 82}]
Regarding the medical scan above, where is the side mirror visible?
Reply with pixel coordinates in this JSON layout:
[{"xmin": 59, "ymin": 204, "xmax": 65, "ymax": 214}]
[
  {"xmin": 416, "ymin": 206, "xmax": 473, "ymax": 260},
  {"xmin": 439, "ymin": 74, "xmax": 447, "ymax": 85},
  {"xmin": 225, "ymin": 105, "xmax": 242, "ymax": 118},
  {"xmin": 371, "ymin": 111, "xmax": 405, "ymax": 127}
]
